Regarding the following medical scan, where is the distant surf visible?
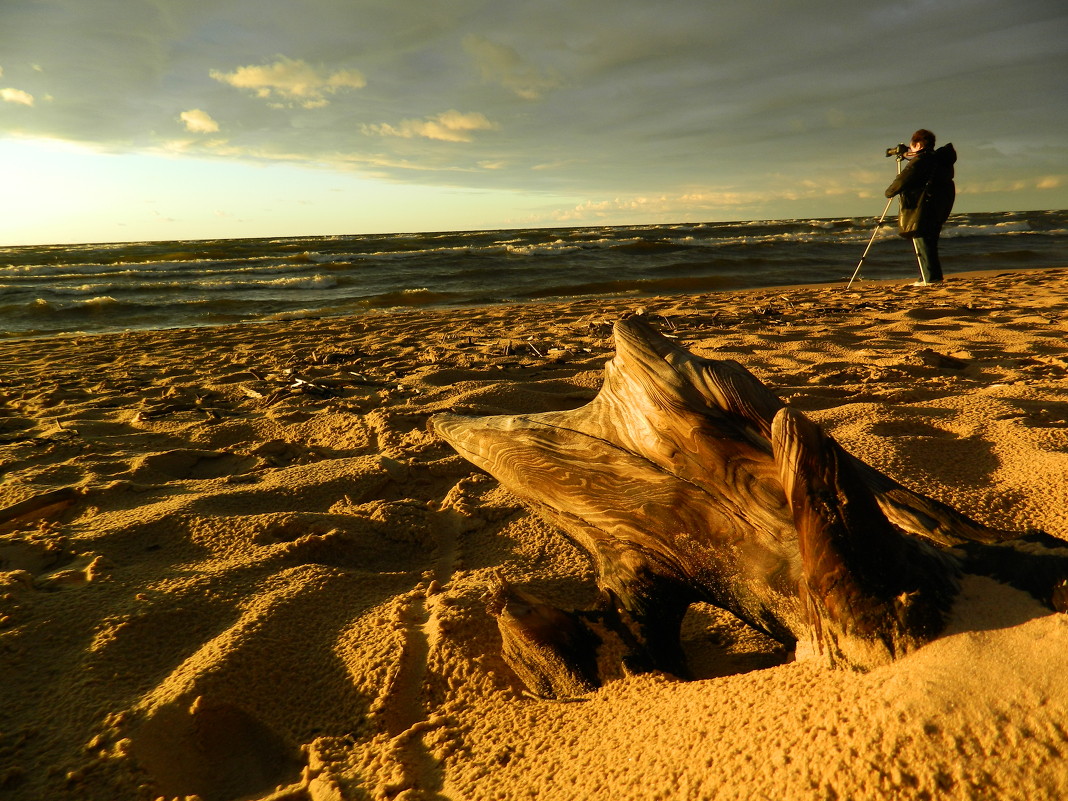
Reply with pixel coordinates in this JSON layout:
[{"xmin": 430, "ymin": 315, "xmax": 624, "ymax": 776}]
[{"xmin": 1, "ymin": 209, "xmax": 1064, "ymax": 339}]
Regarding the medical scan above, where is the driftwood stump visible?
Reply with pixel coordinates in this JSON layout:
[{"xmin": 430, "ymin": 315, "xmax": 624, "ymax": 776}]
[{"xmin": 431, "ymin": 317, "xmax": 1068, "ymax": 697}]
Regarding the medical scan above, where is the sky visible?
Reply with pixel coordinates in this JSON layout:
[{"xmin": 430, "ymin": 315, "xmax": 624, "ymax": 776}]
[{"xmin": 1, "ymin": 0, "xmax": 1066, "ymax": 246}]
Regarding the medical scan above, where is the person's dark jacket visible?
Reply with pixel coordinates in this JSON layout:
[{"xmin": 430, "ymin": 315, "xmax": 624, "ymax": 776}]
[{"xmin": 885, "ymin": 143, "xmax": 956, "ymax": 237}]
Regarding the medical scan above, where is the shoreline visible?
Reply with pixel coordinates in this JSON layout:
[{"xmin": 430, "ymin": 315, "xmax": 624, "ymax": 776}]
[
  {"xmin": 4, "ymin": 265, "xmax": 1062, "ymax": 346},
  {"xmin": 1, "ymin": 265, "xmax": 1067, "ymax": 800}
]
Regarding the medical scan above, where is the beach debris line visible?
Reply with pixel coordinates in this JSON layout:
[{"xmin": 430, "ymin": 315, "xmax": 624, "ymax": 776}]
[
  {"xmin": 431, "ymin": 316, "xmax": 1068, "ymax": 698},
  {"xmin": 238, "ymin": 368, "xmax": 345, "ymax": 408}
]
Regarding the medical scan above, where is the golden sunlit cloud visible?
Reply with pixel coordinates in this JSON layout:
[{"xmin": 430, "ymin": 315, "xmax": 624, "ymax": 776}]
[
  {"xmin": 179, "ymin": 109, "xmax": 220, "ymax": 133},
  {"xmin": 210, "ymin": 57, "xmax": 366, "ymax": 108},
  {"xmin": 553, "ymin": 196, "xmax": 671, "ymax": 220},
  {"xmin": 463, "ymin": 35, "xmax": 562, "ymax": 100},
  {"xmin": 531, "ymin": 158, "xmax": 581, "ymax": 172},
  {"xmin": 1, "ymin": 87, "xmax": 35, "ymax": 106},
  {"xmin": 964, "ymin": 175, "xmax": 1067, "ymax": 195},
  {"xmin": 363, "ymin": 110, "xmax": 497, "ymax": 142},
  {"xmin": 547, "ymin": 181, "xmax": 879, "ymax": 224},
  {"xmin": 153, "ymin": 138, "xmax": 481, "ymax": 175}
]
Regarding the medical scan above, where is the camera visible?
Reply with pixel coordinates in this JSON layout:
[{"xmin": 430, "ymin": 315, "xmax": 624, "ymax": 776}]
[{"xmin": 885, "ymin": 143, "xmax": 909, "ymax": 158}]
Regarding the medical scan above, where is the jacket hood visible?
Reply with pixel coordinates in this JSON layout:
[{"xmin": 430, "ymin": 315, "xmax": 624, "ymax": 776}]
[{"xmin": 936, "ymin": 143, "xmax": 957, "ymax": 165}]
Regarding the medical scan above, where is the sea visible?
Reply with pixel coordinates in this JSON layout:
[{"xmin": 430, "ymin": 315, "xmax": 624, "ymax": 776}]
[{"xmin": 1, "ymin": 209, "xmax": 1064, "ymax": 340}]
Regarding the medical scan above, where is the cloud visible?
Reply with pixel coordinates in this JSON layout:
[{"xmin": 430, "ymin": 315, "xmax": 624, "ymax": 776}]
[
  {"xmin": 364, "ymin": 110, "xmax": 497, "ymax": 143},
  {"xmin": 546, "ymin": 178, "xmax": 881, "ymax": 224},
  {"xmin": 1, "ymin": 2, "xmax": 1065, "ymax": 225},
  {"xmin": 153, "ymin": 137, "xmax": 481, "ymax": 176},
  {"xmin": 179, "ymin": 109, "xmax": 220, "ymax": 133},
  {"xmin": 1, "ymin": 87, "xmax": 34, "ymax": 106},
  {"xmin": 210, "ymin": 57, "xmax": 366, "ymax": 108},
  {"xmin": 964, "ymin": 175, "xmax": 1067, "ymax": 195},
  {"xmin": 463, "ymin": 35, "xmax": 562, "ymax": 100}
]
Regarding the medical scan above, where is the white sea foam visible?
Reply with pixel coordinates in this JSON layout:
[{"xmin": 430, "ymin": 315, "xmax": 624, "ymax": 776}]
[
  {"xmin": 48, "ymin": 283, "xmax": 114, "ymax": 295},
  {"xmin": 197, "ymin": 274, "xmax": 338, "ymax": 291},
  {"xmin": 264, "ymin": 274, "xmax": 338, "ymax": 290},
  {"xmin": 944, "ymin": 222, "xmax": 1032, "ymax": 238},
  {"xmin": 506, "ymin": 241, "xmax": 582, "ymax": 256},
  {"xmin": 5, "ymin": 262, "xmax": 140, "ymax": 277},
  {"xmin": 264, "ymin": 308, "xmax": 324, "ymax": 321},
  {"xmin": 77, "ymin": 296, "xmax": 119, "ymax": 307}
]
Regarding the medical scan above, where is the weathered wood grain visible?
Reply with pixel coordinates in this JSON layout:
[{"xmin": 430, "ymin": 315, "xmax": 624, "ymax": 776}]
[{"xmin": 431, "ymin": 316, "xmax": 1068, "ymax": 696}]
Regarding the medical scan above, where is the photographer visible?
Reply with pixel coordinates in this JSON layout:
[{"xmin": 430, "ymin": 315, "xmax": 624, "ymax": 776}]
[{"xmin": 885, "ymin": 129, "xmax": 957, "ymax": 285}]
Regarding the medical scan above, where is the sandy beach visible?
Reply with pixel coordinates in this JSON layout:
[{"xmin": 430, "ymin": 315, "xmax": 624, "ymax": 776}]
[{"xmin": 2, "ymin": 267, "xmax": 1067, "ymax": 801}]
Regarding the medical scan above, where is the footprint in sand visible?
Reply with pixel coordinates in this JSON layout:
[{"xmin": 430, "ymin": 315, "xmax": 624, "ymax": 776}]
[
  {"xmin": 128, "ymin": 697, "xmax": 302, "ymax": 801},
  {"xmin": 126, "ymin": 448, "xmax": 259, "ymax": 482},
  {"xmin": 0, "ymin": 534, "xmax": 110, "ymax": 592}
]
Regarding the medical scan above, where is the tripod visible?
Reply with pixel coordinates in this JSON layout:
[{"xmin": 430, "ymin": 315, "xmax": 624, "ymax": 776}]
[{"xmin": 846, "ymin": 156, "xmax": 924, "ymax": 289}]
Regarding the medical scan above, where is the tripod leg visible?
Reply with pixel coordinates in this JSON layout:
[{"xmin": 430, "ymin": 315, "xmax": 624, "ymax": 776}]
[
  {"xmin": 846, "ymin": 196, "xmax": 895, "ymax": 289},
  {"xmin": 911, "ymin": 238, "xmax": 926, "ymax": 285}
]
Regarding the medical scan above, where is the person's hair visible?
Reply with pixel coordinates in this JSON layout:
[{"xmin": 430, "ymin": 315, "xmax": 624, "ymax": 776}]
[{"xmin": 910, "ymin": 129, "xmax": 936, "ymax": 149}]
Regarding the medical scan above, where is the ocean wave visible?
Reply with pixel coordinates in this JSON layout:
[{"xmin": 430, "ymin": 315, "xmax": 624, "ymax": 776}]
[
  {"xmin": 505, "ymin": 241, "xmax": 583, "ymax": 256},
  {"xmin": 609, "ymin": 239, "xmax": 694, "ymax": 255},
  {"xmin": 945, "ymin": 221, "xmax": 1032, "ymax": 238},
  {"xmin": 2, "ymin": 209, "xmax": 1064, "ymax": 338},
  {"xmin": 263, "ymin": 308, "xmax": 331, "ymax": 321},
  {"xmin": 196, "ymin": 274, "xmax": 339, "ymax": 292},
  {"xmin": 19, "ymin": 295, "xmax": 121, "ymax": 315},
  {"xmin": 0, "ymin": 252, "xmax": 286, "ymax": 278},
  {"xmin": 2, "ymin": 267, "xmax": 340, "ymax": 294},
  {"xmin": 3, "ymin": 262, "xmax": 147, "ymax": 278},
  {"xmin": 353, "ymin": 244, "xmax": 508, "ymax": 261},
  {"xmin": 79, "ymin": 295, "xmax": 120, "ymax": 307},
  {"xmin": 360, "ymin": 287, "xmax": 466, "ymax": 308},
  {"xmin": 45, "ymin": 283, "xmax": 117, "ymax": 296}
]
